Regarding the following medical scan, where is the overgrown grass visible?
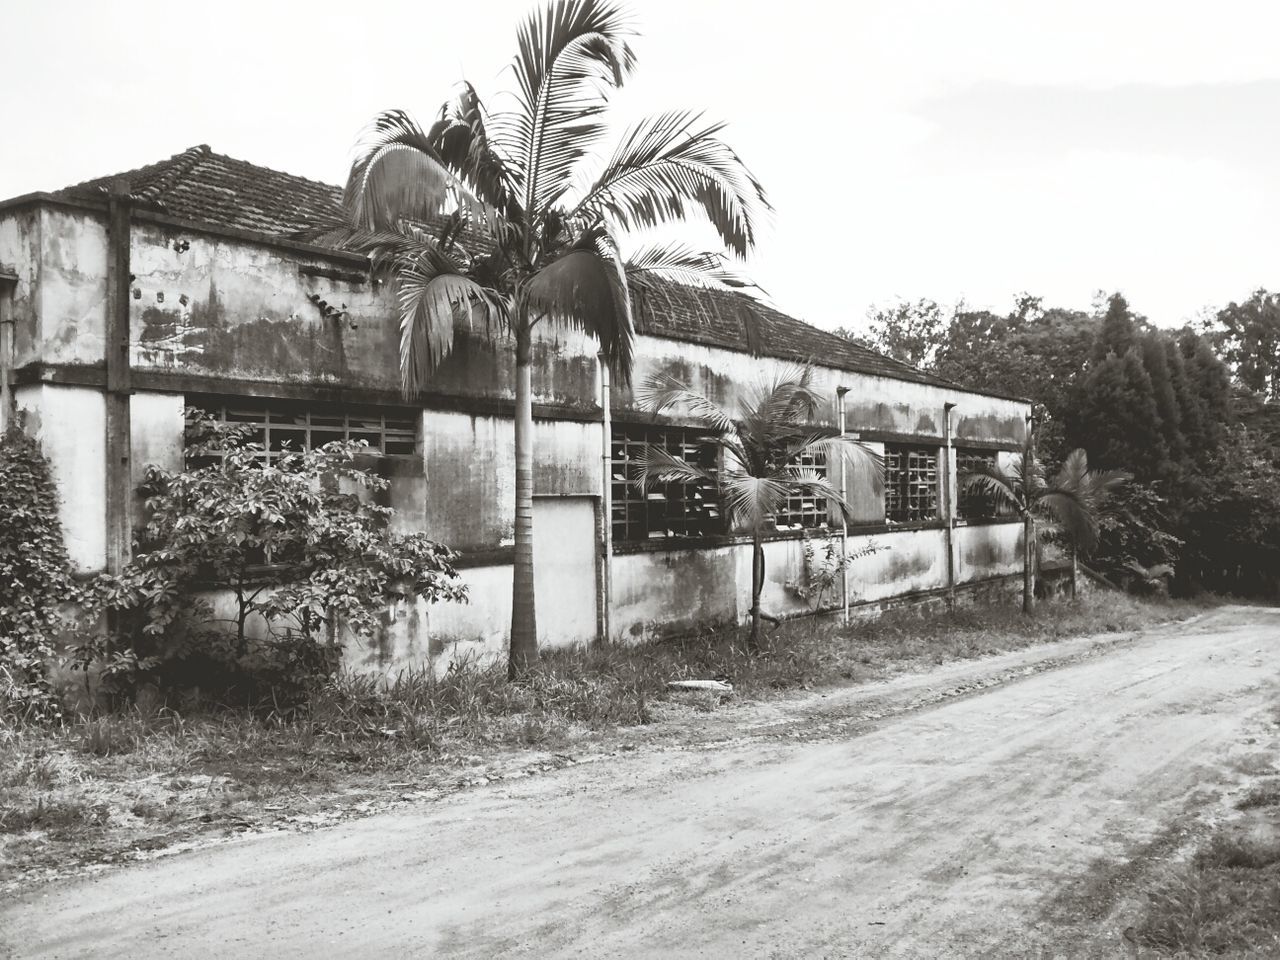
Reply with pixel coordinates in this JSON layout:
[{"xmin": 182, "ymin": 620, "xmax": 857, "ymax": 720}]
[
  {"xmin": 0, "ymin": 591, "xmax": 1198, "ymax": 885},
  {"xmin": 1131, "ymin": 825, "xmax": 1280, "ymax": 956}
]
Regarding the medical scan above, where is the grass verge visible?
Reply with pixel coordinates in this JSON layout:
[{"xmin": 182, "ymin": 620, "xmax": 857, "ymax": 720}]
[
  {"xmin": 1128, "ymin": 714, "xmax": 1280, "ymax": 958},
  {"xmin": 1, "ymin": 592, "xmax": 1198, "ymax": 889}
]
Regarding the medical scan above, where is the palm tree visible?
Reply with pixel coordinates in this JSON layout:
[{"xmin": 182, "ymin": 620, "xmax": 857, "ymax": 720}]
[
  {"xmin": 337, "ymin": 1, "xmax": 770, "ymax": 677},
  {"xmin": 961, "ymin": 448, "xmax": 1128, "ymax": 612},
  {"xmin": 632, "ymin": 367, "xmax": 882, "ymax": 650}
]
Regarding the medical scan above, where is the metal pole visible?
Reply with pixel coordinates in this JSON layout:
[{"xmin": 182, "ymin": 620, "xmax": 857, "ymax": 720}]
[
  {"xmin": 597, "ymin": 353, "xmax": 612, "ymax": 645},
  {"xmin": 837, "ymin": 386, "xmax": 849, "ymax": 625},
  {"xmin": 943, "ymin": 401, "xmax": 957, "ymax": 611}
]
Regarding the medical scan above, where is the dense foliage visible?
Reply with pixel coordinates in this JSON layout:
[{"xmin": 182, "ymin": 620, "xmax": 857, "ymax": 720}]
[
  {"xmin": 0, "ymin": 420, "xmax": 76, "ymax": 722},
  {"xmin": 74, "ymin": 410, "xmax": 468, "ymax": 705},
  {"xmin": 847, "ymin": 290, "xmax": 1280, "ymax": 598}
]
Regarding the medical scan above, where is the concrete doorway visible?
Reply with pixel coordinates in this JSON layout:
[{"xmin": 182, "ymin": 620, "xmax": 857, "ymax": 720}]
[{"xmin": 532, "ymin": 495, "xmax": 599, "ymax": 649}]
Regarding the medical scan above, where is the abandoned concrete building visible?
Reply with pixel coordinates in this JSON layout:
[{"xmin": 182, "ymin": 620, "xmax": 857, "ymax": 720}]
[{"xmin": 0, "ymin": 145, "xmax": 1031, "ymax": 672}]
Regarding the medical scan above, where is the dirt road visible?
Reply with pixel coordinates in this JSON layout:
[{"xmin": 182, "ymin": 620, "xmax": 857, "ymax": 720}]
[{"xmin": 4, "ymin": 606, "xmax": 1278, "ymax": 958}]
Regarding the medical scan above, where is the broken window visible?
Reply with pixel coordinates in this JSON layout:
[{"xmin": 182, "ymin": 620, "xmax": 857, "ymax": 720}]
[
  {"xmin": 189, "ymin": 398, "xmax": 418, "ymax": 466},
  {"xmin": 956, "ymin": 449, "xmax": 1000, "ymax": 519},
  {"xmin": 773, "ymin": 448, "xmax": 830, "ymax": 530},
  {"xmin": 884, "ymin": 444, "xmax": 939, "ymax": 523},
  {"xmin": 611, "ymin": 424, "xmax": 724, "ymax": 542}
]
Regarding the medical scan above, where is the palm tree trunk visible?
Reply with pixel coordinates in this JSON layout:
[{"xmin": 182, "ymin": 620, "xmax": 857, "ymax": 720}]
[
  {"xmin": 509, "ymin": 323, "xmax": 537, "ymax": 679},
  {"xmin": 748, "ymin": 532, "xmax": 764, "ymax": 652},
  {"xmin": 1023, "ymin": 513, "xmax": 1037, "ymax": 614},
  {"xmin": 1071, "ymin": 542, "xmax": 1079, "ymax": 599}
]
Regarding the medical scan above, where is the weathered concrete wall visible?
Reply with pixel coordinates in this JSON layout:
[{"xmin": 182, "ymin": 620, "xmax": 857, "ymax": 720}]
[
  {"xmin": 617, "ymin": 336, "xmax": 1027, "ymax": 446},
  {"xmin": 129, "ymin": 392, "xmax": 185, "ymax": 480},
  {"xmin": 611, "ymin": 544, "xmax": 740, "ymax": 643},
  {"xmin": 422, "ymin": 412, "xmax": 599, "ymax": 552},
  {"xmin": 15, "ymin": 384, "xmax": 106, "ymax": 572},
  {"xmin": 37, "ymin": 208, "xmax": 108, "ymax": 368},
  {"xmin": 956, "ymin": 522, "xmax": 1024, "ymax": 584},
  {"xmin": 0, "ymin": 209, "xmax": 42, "ymax": 367}
]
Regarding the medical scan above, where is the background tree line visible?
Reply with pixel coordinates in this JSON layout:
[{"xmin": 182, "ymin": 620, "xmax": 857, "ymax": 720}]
[{"xmin": 841, "ymin": 290, "xmax": 1280, "ymax": 598}]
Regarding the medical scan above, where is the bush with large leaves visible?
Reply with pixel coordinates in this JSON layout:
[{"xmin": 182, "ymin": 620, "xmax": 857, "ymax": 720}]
[{"xmin": 74, "ymin": 410, "xmax": 467, "ymax": 706}]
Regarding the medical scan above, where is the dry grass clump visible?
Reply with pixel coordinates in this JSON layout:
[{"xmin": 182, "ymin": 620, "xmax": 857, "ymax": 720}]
[{"xmin": 1133, "ymin": 826, "xmax": 1280, "ymax": 956}]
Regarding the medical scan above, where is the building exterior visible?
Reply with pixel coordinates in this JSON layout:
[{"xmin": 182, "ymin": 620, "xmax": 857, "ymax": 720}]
[{"xmin": 0, "ymin": 145, "xmax": 1030, "ymax": 674}]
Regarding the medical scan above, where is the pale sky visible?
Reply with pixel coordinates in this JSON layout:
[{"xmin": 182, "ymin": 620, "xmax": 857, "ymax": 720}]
[{"xmin": 4, "ymin": 0, "xmax": 1278, "ymax": 334}]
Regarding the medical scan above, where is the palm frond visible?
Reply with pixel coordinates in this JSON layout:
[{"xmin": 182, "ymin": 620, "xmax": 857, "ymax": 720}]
[
  {"xmin": 960, "ymin": 465, "xmax": 1024, "ymax": 514},
  {"xmin": 1039, "ymin": 490, "xmax": 1100, "ymax": 553},
  {"xmin": 740, "ymin": 366, "xmax": 822, "ymax": 447},
  {"xmin": 623, "ymin": 242, "xmax": 758, "ymax": 291},
  {"xmin": 426, "ymin": 82, "xmax": 523, "ymax": 222},
  {"xmin": 720, "ymin": 471, "xmax": 790, "ymax": 533},
  {"xmin": 396, "ymin": 252, "xmax": 510, "ymax": 396},
  {"xmin": 778, "ymin": 468, "xmax": 859, "ymax": 521},
  {"xmin": 1043, "ymin": 448, "xmax": 1129, "ymax": 552},
  {"xmin": 524, "ymin": 245, "xmax": 634, "ymax": 378},
  {"xmin": 499, "ymin": 0, "xmax": 635, "ymax": 221},
  {"xmin": 344, "ymin": 110, "xmax": 495, "ymax": 233},
  {"xmin": 792, "ymin": 435, "xmax": 885, "ymax": 498},
  {"xmin": 572, "ymin": 110, "xmax": 770, "ymax": 258},
  {"xmin": 632, "ymin": 371, "xmax": 736, "ymax": 432},
  {"xmin": 629, "ymin": 443, "xmax": 715, "ymax": 492}
]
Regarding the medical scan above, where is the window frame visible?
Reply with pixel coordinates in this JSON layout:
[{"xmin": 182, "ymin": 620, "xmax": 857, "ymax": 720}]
[
  {"xmin": 884, "ymin": 443, "xmax": 940, "ymax": 523},
  {"xmin": 188, "ymin": 396, "xmax": 420, "ymax": 465},
  {"xmin": 611, "ymin": 423, "xmax": 725, "ymax": 543},
  {"xmin": 956, "ymin": 448, "xmax": 1001, "ymax": 520}
]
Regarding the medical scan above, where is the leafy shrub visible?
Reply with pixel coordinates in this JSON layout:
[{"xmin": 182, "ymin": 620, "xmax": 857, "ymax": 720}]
[
  {"xmin": 73, "ymin": 409, "xmax": 468, "ymax": 706},
  {"xmin": 1093, "ymin": 481, "xmax": 1183, "ymax": 592},
  {"xmin": 0, "ymin": 418, "xmax": 75, "ymax": 723}
]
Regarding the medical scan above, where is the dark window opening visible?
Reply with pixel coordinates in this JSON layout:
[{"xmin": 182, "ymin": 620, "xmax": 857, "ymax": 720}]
[
  {"xmin": 611, "ymin": 424, "xmax": 724, "ymax": 542},
  {"xmin": 957, "ymin": 449, "xmax": 1000, "ymax": 519},
  {"xmin": 885, "ymin": 444, "xmax": 939, "ymax": 523}
]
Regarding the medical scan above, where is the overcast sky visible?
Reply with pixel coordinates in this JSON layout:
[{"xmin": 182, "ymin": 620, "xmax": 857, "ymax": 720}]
[{"xmin": 4, "ymin": 0, "xmax": 1278, "ymax": 333}]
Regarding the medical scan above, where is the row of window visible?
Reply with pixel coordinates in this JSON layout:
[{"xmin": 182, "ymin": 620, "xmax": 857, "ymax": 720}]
[{"xmin": 186, "ymin": 398, "xmax": 1004, "ymax": 544}]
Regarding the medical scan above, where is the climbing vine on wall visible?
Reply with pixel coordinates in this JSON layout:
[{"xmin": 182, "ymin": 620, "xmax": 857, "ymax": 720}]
[{"xmin": 0, "ymin": 417, "xmax": 76, "ymax": 722}]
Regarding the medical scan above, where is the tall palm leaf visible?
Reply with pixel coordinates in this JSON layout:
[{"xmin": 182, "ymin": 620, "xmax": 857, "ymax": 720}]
[
  {"xmin": 633, "ymin": 367, "xmax": 882, "ymax": 650},
  {"xmin": 340, "ymin": 0, "xmax": 769, "ymax": 677}
]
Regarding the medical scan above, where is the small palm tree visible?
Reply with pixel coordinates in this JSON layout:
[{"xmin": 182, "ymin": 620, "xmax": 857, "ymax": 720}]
[
  {"xmin": 632, "ymin": 368, "xmax": 883, "ymax": 650},
  {"xmin": 337, "ymin": 1, "xmax": 769, "ymax": 677},
  {"xmin": 962, "ymin": 448, "xmax": 1128, "ymax": 612}
]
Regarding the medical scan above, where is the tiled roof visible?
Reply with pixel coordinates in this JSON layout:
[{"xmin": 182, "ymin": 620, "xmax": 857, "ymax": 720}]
[
  {"xmin": 56, "ymin": 145, "xmax": 344, "ymax": 238},
  {"xmin": 53, "ymin": 145, "xmax": 960, "ymax": 390}
]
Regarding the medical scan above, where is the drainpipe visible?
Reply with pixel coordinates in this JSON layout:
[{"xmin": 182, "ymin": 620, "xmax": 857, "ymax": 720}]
[
  {"xmin": 837, "ymin": 386, "xmax": 849, "ymax": 625},
  {"xmin": 943, "ymin": 401, "xmax": 958, "ymax": 611},
  {"xmin": 0, "ymin": 269, "xmax": 16, "ymax": 430},
  {"xmin": 597, "ymin": 352, "xmax": 612, "ymax": 645}
]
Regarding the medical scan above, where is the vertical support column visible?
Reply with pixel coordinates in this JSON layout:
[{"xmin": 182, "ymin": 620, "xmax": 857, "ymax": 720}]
[
  {"xmin": 943, "ymin": 401, "xmax": 958, "ymax": 610},
  {"xmin": 596, "ymin": 353, "xmax": 612, "ymax": 645},
  {"xmin": 104, "ymin": 180, "xmax": 133, "ymax": 575},
  {"xmin": 836, "ymin": 386, "xmax": 849, "ymax": 625},
  {"xmin": 0, "ymin": 271, "xmax": 15, "ymax": 430}
]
